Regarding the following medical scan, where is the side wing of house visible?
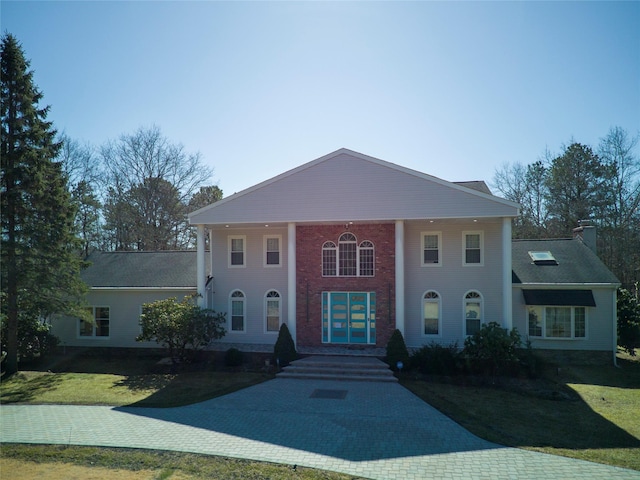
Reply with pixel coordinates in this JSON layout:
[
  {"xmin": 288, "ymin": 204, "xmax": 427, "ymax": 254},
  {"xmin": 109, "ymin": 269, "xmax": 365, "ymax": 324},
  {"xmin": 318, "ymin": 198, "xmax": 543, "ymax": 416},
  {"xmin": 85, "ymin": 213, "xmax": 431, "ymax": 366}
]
[
  {"xmin": 51, "ymin": 251, "xmax": 198, "ymax": 349},
  {"xmin": 511, "ymin": 239, "xmax": 620, "ymax": 361}
]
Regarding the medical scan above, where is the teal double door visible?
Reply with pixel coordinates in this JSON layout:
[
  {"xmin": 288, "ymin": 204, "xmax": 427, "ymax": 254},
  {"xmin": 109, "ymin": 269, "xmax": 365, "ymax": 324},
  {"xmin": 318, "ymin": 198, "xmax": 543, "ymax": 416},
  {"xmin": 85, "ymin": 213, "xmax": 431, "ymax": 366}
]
[{"xmin": 322, "ymin": 292, "xmax": 376, "ymax": 344}]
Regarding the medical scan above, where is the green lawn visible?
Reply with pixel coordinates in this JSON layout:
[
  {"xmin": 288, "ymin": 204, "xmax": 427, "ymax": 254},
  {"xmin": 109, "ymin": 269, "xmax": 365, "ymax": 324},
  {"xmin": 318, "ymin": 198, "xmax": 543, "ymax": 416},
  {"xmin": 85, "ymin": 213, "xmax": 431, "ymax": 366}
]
[
  {"xmin": 1, "ymin": 350, "xmax": 639, "ymax": 474},
  {"xmin": 401, "ymin": 351, "xmax": 640, "ymax": 471}
]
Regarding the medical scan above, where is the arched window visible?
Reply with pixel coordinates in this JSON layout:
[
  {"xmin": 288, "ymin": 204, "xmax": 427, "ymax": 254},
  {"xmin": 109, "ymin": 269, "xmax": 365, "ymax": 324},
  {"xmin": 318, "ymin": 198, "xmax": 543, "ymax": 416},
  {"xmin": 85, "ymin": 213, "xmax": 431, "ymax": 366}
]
[
  {"xmin": 422, "ymin": 291, "xmax": 440, "ymax": 336},
  {"xmin": 464, "ymin": 290, "xmax": 483, "ymax": 336},
  {"xmin": 229, "ymin": 290, "xmax": 245, "ymax": 332},
  {"xmin": 265, "ymin": 290, "xmax": 281, "ymax": 333},
  {"xmin": 322, "ymin": 234, "xmax": 375, "ymax": 277},
  {"xmin": 322, "ymin": 241, "xmax": 337, "ymax": 276},
  {"xmin": 359, "ymin": 240, "xmax": 374, "ymax": 277},
  {"xmin": 339, "ymin": 233, "xmax": 357, "ymax": 276}
]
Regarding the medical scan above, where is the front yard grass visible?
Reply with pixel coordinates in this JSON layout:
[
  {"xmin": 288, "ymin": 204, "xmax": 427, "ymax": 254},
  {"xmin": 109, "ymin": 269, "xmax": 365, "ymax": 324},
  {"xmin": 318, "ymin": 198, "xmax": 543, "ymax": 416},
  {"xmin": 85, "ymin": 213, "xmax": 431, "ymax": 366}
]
[
  {"xmin": 0, "ymin": 353, "xmax": 273, "ymax": 407},
  {"xmin": 401, "ymin": 349, "xmax": 640, "ymax": 471},
  {"xmin": 0, "ymin": 444, "xmax": 355, "ymax": 480}
]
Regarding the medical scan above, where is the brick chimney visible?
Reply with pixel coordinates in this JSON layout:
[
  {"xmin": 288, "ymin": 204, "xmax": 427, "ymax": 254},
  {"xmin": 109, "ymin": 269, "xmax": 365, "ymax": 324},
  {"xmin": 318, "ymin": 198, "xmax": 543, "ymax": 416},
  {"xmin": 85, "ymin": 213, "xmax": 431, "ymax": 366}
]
[{"xmin": 572, "ymin": 221, "xmax": 596, "ymax": 253}]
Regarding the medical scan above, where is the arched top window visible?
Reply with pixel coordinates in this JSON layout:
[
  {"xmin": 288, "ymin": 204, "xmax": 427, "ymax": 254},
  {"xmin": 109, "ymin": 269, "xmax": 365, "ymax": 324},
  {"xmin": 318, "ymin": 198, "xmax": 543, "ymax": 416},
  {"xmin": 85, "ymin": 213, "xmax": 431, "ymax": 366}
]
[
  {"xmin": 229, "ymin": 290, "xmax": 245, "ymax": 332},
  {"xmin": 423, "ymin": 290, "xmax": 441, "ymax": 336},
  {"xmin": 322, "ymin": 234, "xmax": 375, "ymax": 277},
  {"xmin": 464, "ymin": 290, "xmax": 483, "ymax": 336},
  {"xmin": 339, "ymin": 233, "xmax": 357, "ymax": 242},
  {"xmin": 265, "ymin": 290, "xmax": 281, "ymax": 333}
]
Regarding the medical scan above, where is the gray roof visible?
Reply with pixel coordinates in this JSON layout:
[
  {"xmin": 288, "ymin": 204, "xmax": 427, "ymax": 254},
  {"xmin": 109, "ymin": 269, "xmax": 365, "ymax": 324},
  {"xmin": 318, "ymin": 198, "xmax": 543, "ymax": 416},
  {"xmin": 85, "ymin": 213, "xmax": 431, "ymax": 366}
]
[
  {"xmin": 453, "ymin": 181, "xmax": 492, "ymax": 195},
  {"xmin": 512, "ymin": 239, "xmax": 619, "ymax": 285},
  {"xmin": 82, "ymin": 251, "xmax": 197, "ymax": 288}
]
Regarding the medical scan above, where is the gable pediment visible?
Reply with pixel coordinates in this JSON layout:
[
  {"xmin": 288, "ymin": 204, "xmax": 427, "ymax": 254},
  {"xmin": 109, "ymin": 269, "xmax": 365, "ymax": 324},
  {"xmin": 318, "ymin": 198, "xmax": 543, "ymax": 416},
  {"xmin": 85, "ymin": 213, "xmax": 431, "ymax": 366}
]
[{"xmin": 189, "ymin": 149, "xmax": 519, "ymax": 225}]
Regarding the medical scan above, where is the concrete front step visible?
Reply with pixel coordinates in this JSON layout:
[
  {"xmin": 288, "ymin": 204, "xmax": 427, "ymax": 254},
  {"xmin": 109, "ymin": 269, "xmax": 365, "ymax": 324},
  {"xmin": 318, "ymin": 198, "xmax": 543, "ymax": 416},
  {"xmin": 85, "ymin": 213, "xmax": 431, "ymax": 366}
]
[{"xmin": 276, "ymin": 355, "xmax": 398, "ymax": 383}]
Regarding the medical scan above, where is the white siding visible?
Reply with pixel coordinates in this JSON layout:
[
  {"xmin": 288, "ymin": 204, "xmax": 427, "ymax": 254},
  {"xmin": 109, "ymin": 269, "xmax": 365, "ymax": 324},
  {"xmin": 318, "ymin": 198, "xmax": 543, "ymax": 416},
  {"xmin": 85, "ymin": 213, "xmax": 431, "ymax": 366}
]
[
  {"xmin": 190, "ymin": 151, "xmax": 518, "ymax": 226},
  {"xmin": 512, "ymin": 286, "xmax": 615, "ymax": 351},
  {"xmin": 403, "ymin": 220, "xmax": 505, "ymax": 348},
  {"xmin": 209, "ymin": 226, "xmax": 289, "ymax": 345},
  {"xmin": 52, "ymin": 289, "xmax": 196, "ymax": 348}
]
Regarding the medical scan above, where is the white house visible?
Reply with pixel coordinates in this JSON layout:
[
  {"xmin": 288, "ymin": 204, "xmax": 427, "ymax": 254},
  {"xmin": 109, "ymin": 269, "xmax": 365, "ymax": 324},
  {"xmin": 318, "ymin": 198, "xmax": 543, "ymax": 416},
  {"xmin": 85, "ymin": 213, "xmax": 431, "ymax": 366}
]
[{"xmin": 52, "ymin": 149, "xmax": 620, "ymax": 363}]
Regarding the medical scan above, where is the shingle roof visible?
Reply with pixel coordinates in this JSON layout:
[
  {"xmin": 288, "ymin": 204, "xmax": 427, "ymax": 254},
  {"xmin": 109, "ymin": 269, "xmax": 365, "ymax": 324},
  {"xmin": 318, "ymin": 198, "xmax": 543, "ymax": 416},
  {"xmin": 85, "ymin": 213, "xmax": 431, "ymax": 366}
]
[
  {"xmin": 511, "ymin": 239, "xmax": 619, "ymax": 285},
  {"xmin": 453, "ymin": 181, "xmax": 493, "ymax": 195},
  {"xmin": 82, "ymin": 251, "xmax": 197, "ymax": 288}
]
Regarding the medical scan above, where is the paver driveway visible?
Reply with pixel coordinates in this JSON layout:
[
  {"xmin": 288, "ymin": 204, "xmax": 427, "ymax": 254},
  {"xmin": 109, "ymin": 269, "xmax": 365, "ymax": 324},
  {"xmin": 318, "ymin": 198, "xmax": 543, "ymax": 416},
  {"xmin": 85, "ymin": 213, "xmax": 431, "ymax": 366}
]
[{"xmin": 1, "ymin": 378, "xmax": 638, "ymax": 479}]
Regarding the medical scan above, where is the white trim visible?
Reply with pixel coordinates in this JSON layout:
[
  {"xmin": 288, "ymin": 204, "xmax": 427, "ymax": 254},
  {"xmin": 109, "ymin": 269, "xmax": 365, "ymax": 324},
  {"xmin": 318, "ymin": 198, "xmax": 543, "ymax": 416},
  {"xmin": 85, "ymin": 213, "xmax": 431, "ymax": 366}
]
[
  {"xmin": 395, "ymin": 220, "xmax": 405, "ymax": 335},
  {"xmin": 463, "ymin": 290, "xmax": 484, "ymax": 336},
  {"xmin": 462, "ymin": 231, "xmax": 484, "ymax": 267},
  {"xmin": 78, "ymin": 305, "xmax": 110, "ymax": 340},
  {"xmin": 421, "ymin": 231, "xmax": 442, "ymax": 267},
  {"xmin": 263, "ymin": 234, "xmax": 282, "ymax": 268},
  {"xmin": 264, "ymin": 289, "xmax": 282, "ymax": 334},
  {"xmin": 197, "ymin": 225, "xmax": 206, "ymax": 307},
  {"xmin": 612, "ymin": 289, "xmax": 618, "ymax": 366},
  {"xmin": 90, "ymin": 287, "xmax": 197, "ymax": 291},
  {"xmin": 228, "ymin": 235, "xmax": 246, "ymax": 268},
  {"xmin": 421, "ymin": 290, "xmax": 442, "ymax": 337},
  {"xmin": 228, "ymin": 289, "xmax": 246, "ymax": 333},
  {"xmin": 502, "ymin": 218, "xmax": 512, "ymax": 330},
  {"xmin": 526, "ymin": 305, "xmax": 589, "ymax": 340},
  {"xmin": 287, "ymin": 222, "xmax": 297, "ymax": 345}
]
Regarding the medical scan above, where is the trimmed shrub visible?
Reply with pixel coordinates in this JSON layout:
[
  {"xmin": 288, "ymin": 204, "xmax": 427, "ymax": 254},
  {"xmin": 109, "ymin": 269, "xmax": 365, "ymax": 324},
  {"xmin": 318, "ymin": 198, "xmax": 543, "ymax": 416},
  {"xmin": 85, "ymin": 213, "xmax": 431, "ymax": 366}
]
[
  {"xmin": 462, "ymin": 321, "xmax": 521, "ymax": 376},
  {"xmin": 386, "ymin": 329, "xmax": 410, "ymax": 371},
  {"xmin": 410, "ymin": 342, "xmax": 460, "ymax": 375},
  {"xmin": 224, "ymin": 347, "xmax": 243, "ymax": 367},
  {"xmin": 273, "ymin": 323, "xmax": 297, "ymax": 367}
]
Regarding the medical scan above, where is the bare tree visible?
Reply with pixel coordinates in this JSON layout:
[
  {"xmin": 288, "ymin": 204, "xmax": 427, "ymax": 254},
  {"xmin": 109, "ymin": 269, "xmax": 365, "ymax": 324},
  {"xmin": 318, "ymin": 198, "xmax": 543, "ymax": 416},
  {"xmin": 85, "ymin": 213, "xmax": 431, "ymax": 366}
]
[
  {"xmin": 598, "ymin": 127, "xmax": 640, "ymax": 288},
  {"xmin": 100, "ymin": 126, "xmax": 213, "ymax": 250}
]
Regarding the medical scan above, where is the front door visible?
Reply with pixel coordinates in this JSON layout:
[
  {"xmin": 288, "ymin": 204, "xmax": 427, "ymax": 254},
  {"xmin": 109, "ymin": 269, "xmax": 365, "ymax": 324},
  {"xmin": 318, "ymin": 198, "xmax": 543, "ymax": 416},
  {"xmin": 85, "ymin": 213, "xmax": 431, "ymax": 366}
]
[{"xmin": 322, "ymin": 292, "xmax": 376, "ymax": 344}]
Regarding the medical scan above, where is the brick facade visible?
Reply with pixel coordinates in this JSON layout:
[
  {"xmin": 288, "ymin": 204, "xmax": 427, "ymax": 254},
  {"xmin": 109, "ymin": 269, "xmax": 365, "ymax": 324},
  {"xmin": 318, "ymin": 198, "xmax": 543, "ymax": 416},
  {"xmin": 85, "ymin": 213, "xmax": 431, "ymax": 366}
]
[{"xmin": 295, "ymin": 224, "xmax": 396, "ymax": 348}]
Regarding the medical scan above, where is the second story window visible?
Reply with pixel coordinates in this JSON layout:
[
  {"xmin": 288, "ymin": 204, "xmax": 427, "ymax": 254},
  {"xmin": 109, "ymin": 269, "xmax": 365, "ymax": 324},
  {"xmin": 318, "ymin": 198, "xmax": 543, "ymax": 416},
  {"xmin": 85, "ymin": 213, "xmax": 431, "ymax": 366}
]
[
  {"xmin": 463, "ymin": 232, "xmax": 483, "ymax": 266},
  {"xmin": 323, "ymin": 233, "xmax": 375, "ymax": 277},
  {"xmin": 229, "ymin": 236, "xmax": 245, "ymax": 267},
  {"xmin": 264, "ymin": 235, "xmax": 281, "ymax": 267}
]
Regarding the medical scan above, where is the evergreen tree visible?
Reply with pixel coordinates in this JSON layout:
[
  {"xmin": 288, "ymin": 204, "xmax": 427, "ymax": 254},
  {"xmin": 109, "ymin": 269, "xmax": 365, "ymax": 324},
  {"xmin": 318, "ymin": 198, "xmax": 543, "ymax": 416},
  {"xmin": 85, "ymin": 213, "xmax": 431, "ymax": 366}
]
[{"xmin": 1, "ymin": 34, "xmax": 87, "ymax": 374}]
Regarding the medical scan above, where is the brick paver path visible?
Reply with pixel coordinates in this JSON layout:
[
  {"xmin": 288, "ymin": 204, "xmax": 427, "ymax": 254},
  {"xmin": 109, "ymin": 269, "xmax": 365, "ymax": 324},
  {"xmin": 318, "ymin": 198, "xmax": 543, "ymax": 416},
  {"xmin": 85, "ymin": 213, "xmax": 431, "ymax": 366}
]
[{"xmin": 2, "ymin": 378, "xmax": 638, "ymax": 479}]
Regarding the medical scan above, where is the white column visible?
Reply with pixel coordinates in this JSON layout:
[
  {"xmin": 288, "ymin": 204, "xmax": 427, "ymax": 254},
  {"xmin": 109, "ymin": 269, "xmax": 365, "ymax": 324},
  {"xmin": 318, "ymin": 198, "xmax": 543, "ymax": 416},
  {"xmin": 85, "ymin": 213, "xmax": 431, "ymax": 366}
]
[
  {"xmin": 287, "ymin": 222, "xmax": 297, "ymax": 346},
  {"xmin": 395, "ymin": 220, "xmax": 405, "ymax": 334},
  {"xmin": 502, "ymin": 217, "xmax": 513, "ymax": 330},
  {"xmin": 196, "ymin": 224, "xmax": 205, "ymax": 308}
]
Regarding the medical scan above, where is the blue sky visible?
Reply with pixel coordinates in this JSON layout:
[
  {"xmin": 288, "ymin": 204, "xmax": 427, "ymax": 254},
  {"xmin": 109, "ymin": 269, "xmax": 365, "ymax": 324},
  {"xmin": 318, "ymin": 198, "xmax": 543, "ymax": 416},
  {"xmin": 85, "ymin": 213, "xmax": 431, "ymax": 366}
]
[{"xmin": 3, "ymin": 1, "xmax": 639, "ymax": 196}]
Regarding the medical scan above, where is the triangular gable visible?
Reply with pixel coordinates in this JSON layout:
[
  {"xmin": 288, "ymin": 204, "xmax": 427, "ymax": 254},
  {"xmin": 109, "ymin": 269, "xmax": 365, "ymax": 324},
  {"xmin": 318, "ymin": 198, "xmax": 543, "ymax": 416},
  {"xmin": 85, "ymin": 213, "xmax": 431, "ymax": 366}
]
[{"xmin": 189, "ymin": 148, "xmax": 519, "ymax": 225}]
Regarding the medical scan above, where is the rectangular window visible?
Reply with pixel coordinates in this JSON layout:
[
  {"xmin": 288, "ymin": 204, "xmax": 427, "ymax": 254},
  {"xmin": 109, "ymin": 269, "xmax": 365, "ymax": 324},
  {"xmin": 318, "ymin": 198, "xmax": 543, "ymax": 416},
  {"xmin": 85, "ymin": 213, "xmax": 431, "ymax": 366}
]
[
  {"xmin": 266, "ymin": 300, "xmax": 280, "ymax": 332},
  {"xmin": 463, "ymin": 232, "xmax": 483, "ymax": 266},
  {"xmin": 339, "ymin": 242, "xmax": 357, "ymax": 276},
  {"xmin": 527, "ymin": 306, "xmax": 587, "ymax": 339},
  {"xmin": 528, "ymin": 307, "xmax": 542, "ymax": 337},
  {"xmin": 359, "ymin": 242, "xmax": 374, "ymax": 276},
  {"xmin": 422, "ymin": 232, "xmax": 441, "ymax": 266},
  {"xmin": 231, "ymin": 300, "xmax": 244, "ymax": 331},
  {"xmin": 465, "ymin": 302, "xmax": 481, "ymax": 336},
  {"xmin": 322, "ymin": 246, "xmax": 337, "ymax": 276},
  {"xmin": 80, "ymin": 306, "xmax": 110, "ymax": 338},
  {"xmin": 229, "ymin": 236, "xmax": 245, "ymax": 267},
  {"xmin": 264, "ymin": 235, "xmax": 281, "ymax": 267},
  {"xmin": 423, "ymin": 302, "xmax": 439, "ymax": 335}
]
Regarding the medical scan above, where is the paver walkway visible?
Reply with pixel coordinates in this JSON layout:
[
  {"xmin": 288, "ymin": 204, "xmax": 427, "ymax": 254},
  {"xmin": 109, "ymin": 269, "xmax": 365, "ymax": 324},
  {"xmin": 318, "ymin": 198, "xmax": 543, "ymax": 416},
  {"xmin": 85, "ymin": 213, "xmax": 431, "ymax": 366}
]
[{"xmin": 1, "ymin": 378, "xmax": 638, "ymax": 479}]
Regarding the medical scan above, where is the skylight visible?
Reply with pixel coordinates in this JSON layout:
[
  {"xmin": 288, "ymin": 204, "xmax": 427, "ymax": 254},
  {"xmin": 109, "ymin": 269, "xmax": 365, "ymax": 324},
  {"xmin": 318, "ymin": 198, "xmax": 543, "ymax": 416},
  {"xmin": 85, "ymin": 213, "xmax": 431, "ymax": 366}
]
[{"xmin": 528, "ymin": 251, "xmax": 558, "ymax": 265}]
